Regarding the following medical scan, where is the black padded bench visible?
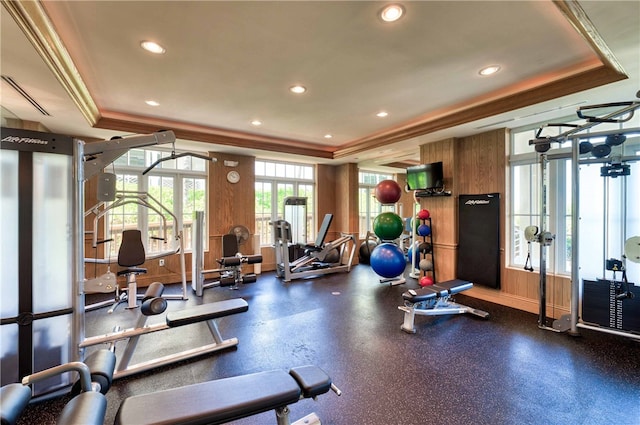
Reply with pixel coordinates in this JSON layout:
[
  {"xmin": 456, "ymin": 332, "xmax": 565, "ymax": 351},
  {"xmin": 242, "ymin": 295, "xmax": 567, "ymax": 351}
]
[
  {"xmin": 399, "ymin": 279, "xmax": 489, "ymax": 333},
  {"xmin": 402, "ymin": 279, "xmax": 474, "ymax": 303},
  {"xmin": 166, "ymin": 298, "xmax": 248, "ymax": 327},
  {"xmin": 80, "ymin": 286, "xmax": 249, "ymax": 380},
  {"xmin": 115, "ymin": 365, "xmax": 335, "ymax": 425}
]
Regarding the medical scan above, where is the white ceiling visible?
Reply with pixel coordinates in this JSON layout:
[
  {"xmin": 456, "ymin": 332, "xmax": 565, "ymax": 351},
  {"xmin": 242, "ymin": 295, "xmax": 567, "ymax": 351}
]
[{"xmin": 1, "ymin": 1, "xmax": 639, "ymax": 171}]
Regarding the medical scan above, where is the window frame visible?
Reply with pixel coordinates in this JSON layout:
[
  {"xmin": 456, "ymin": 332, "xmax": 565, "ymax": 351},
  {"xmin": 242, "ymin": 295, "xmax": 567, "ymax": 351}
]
[
  {"xmin": 358, "ymin": 170, "xmax": 395, "ymax": 238},
  {"xmin": 254, "ymin": 159, "xmax": 315, "ymax": 246},
  {"xmin": 103, "ymin": 148, "xmax": 208, "ymax": 259}
]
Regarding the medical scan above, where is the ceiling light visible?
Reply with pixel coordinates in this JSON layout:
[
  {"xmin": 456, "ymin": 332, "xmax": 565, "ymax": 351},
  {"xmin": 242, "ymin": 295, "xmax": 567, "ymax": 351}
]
[
  {"xmin": 289, "ymin": 85, "xmax": 307, "ymax": 94},
  {"xmin": 324, "ymin": 134, "xmax": 333, "ymax": 139},
  {"xmin": 376, "ymin": 111, "xmax": 389, "ymax": 118},
  {"xmin": 479, "ymin": 65, "xmax": 501, "ymax": 76},
  {"xmin": 140, "ymin": 41, "xmax": 166, "ymax": 54},
  {"xmin": 251, "ymin": 120, "xmax": 262, "ymax": 126},
  {"xmin": 380, "ymin": 4, "xmax": 405, "ymax": 22},
  {"xmin": 145, "ymin": 100, "xmax": 160, "ymax": 106}
]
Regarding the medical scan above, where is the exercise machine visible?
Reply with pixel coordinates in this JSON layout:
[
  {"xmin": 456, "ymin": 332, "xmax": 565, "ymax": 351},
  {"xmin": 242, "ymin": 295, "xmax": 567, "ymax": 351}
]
[
  {"xmin": 191, "ymin": 211, "xmax": 263, "ymax": 295},
  {"xmin": 84, "ymin": 190, "xmax": 189, "ymax": 311},
  {"xmin": 272, "ymin": 213, "xmax": 357, "ymax": 282},
  {"xmin": 0, "ymin": 349, "xmax": 116, "ymax": 425},
  {"xmin": 115, "ymin": 365, "xmax": 341, "ymax": 425},
  {"xmin": 399, "ymin": 279, "xmax": 489, "ymax": 334},
  {"xmin": 81, "ymin": 282, "xmax": 248, "ymax": 379},
  {"xmin": 528, "ymin": 94, "xmax": 640, "ymax": 339},
  {"xmin": 2, "ymin": 129, "xmax": 222, "ymax": 395}
]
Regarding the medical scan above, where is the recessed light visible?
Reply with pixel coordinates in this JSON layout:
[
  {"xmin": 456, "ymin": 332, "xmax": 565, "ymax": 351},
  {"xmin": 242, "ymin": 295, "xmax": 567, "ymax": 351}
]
[
  {"xmin": 140, "ymin": 41, "xmax": 166, "ymax": 54},
  {"xmin": 324, "ymin": 134, "xmax": 333, "ymax": 139},
  {"xmin": 380, "ymin": 4, "xmax": 405, "ymax": 22},
  {"xmin": 289, "ymin": 85, "xmax": 307, "ymax": 94},
  {"xmin": 145, "ymin": 100, "xmax": 160, "ymax": 106},
  {"xmin": 251, "ymin": 120, "xmax": 262, "ymax": 126},
  {"xmin": 479, "ymin": 65, "xmax": 501, "ymax": 76},
  {"xmin": 376, "ymin": 111, "xmax": 389, "ymax": 118}
]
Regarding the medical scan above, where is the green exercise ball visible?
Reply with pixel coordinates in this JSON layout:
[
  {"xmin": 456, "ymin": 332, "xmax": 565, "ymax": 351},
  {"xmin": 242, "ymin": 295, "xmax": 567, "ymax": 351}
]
[{"xmin": 373, "ymin": 212, "xmax": 404, "ymax": 241}]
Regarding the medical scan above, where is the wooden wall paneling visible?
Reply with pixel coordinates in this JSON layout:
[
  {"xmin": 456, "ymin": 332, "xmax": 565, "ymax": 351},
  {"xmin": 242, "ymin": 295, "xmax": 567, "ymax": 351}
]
[
  {"xmin": 433, "ymin": 243, "xmax": 457, "ymax": 282},
  {"xmin": 419, "ymin": 138, "xmax": 457, "ymax": 282},
  {"xmin": 84, "ymin": 175, "xmax": 109, "ymax": 281},
  {"xmin": 207, "ymin": 152, "xmax": 256, "ymax": 276},
  {"xmin": 317, "ymin": 164, "xmax": 339, "ymax": 239},
  {"xmin": 454, "ymin": 129, "xmax": 508, "ymax": 295},
  {"xmin": 330, "ymin": 163, "xmax": 359, "ymax": 264}
]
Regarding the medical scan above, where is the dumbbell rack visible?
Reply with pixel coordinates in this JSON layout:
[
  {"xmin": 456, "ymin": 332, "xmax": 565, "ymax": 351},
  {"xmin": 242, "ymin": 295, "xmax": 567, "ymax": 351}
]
[{"xmin": 417, "ymin": 217, "xmax": 436, "ymax": 284}]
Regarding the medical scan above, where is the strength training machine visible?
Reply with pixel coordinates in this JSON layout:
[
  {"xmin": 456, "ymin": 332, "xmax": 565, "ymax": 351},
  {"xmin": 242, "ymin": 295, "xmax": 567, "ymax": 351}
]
[
  {"xmin": 84, "ymin": 190, "xmax": 189, "ymax": 311},
  {"xmin": 272, "ymin": 213, "xmax": 357, "ymax": 282},
  {"xmin": 114, "ymin": 365, "xmax": 341, "ymax": 425},
  {"xmin": 399, "ymin": 279, "xmax": 489, "ymax": 334},
  {"xmin": 191, "ymin": 211, "xmax": 262, "ymax": 296},
  {"xmin": 527, "ymin": 94, "xmax": 640, "ymax": 339}
]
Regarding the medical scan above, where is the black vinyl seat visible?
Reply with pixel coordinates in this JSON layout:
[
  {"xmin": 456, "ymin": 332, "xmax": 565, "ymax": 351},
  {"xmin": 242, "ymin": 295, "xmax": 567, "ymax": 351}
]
[
  {"xmin": 117, "ymin": 230, "xmax": 147, "ymax": 276},
  {"xmin": 110, "ymin": 230, "xmax": 148, "ymax": 312}
]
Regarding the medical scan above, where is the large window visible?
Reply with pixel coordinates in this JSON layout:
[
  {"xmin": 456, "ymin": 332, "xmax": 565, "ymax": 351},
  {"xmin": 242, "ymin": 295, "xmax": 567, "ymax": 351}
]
[
  {"xmin": 359, "ymin": 171, "xmax": 394, "ymax": 238},
  {"xmin": 255, "ymin": 160, "xmax": 315, "ymax": 246},
  {"xmin": 509, "ymin": 114, "xmax": 640, "ymax": 274},
  {"xmin": 100, "ymin": 148, "xmax": 208, "ymax": 259}
]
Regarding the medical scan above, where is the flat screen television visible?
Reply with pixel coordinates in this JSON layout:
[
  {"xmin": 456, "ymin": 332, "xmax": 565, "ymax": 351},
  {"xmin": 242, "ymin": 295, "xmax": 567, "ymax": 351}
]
[{"xmin": 406, "ymin": 162, "xmax": 444, "ymax": 191}]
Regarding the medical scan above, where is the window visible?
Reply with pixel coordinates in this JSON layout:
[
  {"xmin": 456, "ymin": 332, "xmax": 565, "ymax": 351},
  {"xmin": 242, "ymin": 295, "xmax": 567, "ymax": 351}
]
[
  {"xmin": 255, "ymin": 160, "xmax": 315, "ymax": 246},
  {"xmin": 359, "ymin": 171, "xmax": 394, "ymax": 238},
  {"xmin": 102, "ymin": 148, "xmax": 208, "ymax": 259},
  {"xmin": 509, "ymin": 113, "xmax": 640, "ymax": 274}
]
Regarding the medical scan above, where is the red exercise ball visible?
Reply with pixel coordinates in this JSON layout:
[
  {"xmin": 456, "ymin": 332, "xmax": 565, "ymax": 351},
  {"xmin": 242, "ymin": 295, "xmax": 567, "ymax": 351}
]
[
  {"xmin": 419, "ymin": 276, "xmax": 434, "ymax": 287},
  {"xmin": 375, "ymin": 180, "xmax": 402, "ymax": 204},
  {"xmin": 417, "ymin": 209, "xmax": 430, "ymax": 220}
]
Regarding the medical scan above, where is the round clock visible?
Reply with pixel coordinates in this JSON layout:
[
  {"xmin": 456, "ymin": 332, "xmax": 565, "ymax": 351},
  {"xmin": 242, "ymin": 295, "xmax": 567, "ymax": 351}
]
[{"xmin": 226, "ymin": 170, "xmax": 240, "ymax": 184}]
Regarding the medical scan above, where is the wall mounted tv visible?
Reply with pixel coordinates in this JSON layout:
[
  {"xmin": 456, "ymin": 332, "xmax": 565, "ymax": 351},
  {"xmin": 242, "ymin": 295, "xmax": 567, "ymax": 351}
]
[{"xmin": 406, "ymin": 162, "xmax": 444, "ymax": 191}]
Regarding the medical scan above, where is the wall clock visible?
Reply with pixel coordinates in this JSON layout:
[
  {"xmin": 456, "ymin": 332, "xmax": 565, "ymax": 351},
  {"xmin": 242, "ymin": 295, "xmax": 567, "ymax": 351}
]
[{"xmin": 226, "ymin": 170, "xmax": 240, "ymax": 184}]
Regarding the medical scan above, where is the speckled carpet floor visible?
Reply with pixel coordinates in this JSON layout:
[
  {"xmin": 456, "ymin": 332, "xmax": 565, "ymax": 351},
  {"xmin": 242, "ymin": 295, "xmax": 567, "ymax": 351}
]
[{"xmin": 16, "ymin": 265, "xmax": 640, "ymax": 424}]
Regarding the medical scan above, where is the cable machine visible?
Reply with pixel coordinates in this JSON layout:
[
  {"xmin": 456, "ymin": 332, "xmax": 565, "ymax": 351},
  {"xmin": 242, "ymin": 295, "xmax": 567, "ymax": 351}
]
[
  {"xmin": 84, "ymin": 190, "xmax": 188, "ymax": 310},
  {"xmin": 527, "ymin": 94, "xmax": 640, "ymax": 339}
]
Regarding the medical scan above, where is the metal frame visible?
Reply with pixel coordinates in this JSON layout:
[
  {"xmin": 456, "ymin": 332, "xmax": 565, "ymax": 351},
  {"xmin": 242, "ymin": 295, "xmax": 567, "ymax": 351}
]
[
  {"xmin": 528, "ymin": 99, "xmax": 640, "ymax": 339},
  {"xmin": 84, "ymin": 190, "xmax": 188, "ymax": 308},
  {"xmin": 272, "ymin": 220, "xmax": 357, "ymax": 282},
  {"xmin": 399, "ymin": 297, "xmax": 489, "ymax": 334},
  {"xmin": 79, "ymin": 310, "xmax": 240, "ymax": 379}
]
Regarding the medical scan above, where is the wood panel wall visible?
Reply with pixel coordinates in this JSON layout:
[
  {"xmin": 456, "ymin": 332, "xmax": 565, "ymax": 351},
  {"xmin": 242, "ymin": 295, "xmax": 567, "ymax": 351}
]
[
  {"xmin": 418, "ymin": 138, "xmax": 457, "ymax": 281},
  {"xmin": 205, "ymin": 152, "xmax": 257, "ymax": 276},
  {"xmin": 415, "ymin": 128, "xmax": 570, "ymax": 317}
]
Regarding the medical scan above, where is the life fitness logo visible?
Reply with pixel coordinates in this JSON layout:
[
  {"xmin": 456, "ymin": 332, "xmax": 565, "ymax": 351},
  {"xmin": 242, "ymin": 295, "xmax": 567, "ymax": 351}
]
[
  {"xmin": 1, "ymin": 135, "xmax": 49, "ymax": 145},
  {"xmin": 465, "ymin": 199, "xmax": 490, "ymax": 206}
]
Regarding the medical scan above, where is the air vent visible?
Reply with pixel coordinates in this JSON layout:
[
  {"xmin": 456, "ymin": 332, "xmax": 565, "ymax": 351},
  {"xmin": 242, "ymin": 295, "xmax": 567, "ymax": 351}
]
[
  {"xmin": 1, "ymin": 75, "xmax": 50, "ymax": 116},
  {"xmin": 475, "ymin": 101, "xmax": 589, "ymax": 130},
  {"xmin": 476, "ymin": 118, "xmax": 515, "ymax": 129}
]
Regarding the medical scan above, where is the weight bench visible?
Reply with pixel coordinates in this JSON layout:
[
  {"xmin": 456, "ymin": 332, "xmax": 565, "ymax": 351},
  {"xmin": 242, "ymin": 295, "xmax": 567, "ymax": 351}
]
[
  {"xmin": 1, "ymin": 349, "xmax": 116, "ymax": 425},
  {"xmin": 81, "ymin": 283, "xmax": 248, "ymax": 379},
  {"xmin": 115, "ymin": 365, "xmax": 341, "ymax": 425},
  {"xmin": 399, "ymin": 279, "xmax": 489, "ymax": 333}
]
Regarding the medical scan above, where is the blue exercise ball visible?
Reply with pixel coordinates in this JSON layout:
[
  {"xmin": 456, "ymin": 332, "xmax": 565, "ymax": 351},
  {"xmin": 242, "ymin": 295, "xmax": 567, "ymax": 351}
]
[
  {"xmin": 417, "ymin": 224, "xmax": 431, "ymax": 237},
  {"xmin": 370, "ymin": 243, "xmax": 406, "ymax": 278},
  {"xmin": 406, "ymin": 241, "xmax": 421, "ymax": 264}
]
